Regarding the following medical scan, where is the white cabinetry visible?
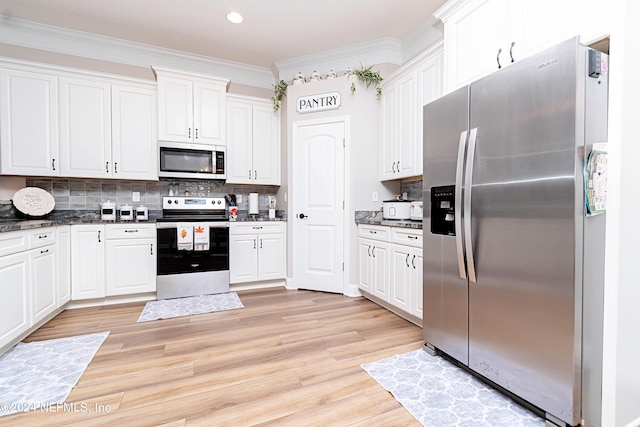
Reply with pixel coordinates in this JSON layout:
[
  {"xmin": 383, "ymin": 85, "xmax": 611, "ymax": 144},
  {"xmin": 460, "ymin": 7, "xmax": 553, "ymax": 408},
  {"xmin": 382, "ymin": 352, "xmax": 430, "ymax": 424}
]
[
  {"xmin": 358, "ymin": 224, "xmax": 423, "ymax": 322},
  {"xmin": 71, "ymin": 224, "xmax": 105, "ymax": 300},
  {"xmin": 111, "ymin": 84, "xmax": 158, "ymax": 180},
  {"xmin": 436, "ymin": 0, "xmax": 610, "ymax": 93},
  {"xmin": 154, "ymin": 67, "xmax": 228, "ymax": 146},
  {"xmin": 0, "ymin": 67, "xmax": 59, "ymax": 176},
  {"xmin": 226, "ymin": 95, "xmax": 281, "ymax": 185},
  {"xmin": 0, "ymin": 227, "xmax": 67, "ymax": 354},
  {"xmin": 71, "ymin": 224, "xmax": 156, "ymax": 300},
  {"xmin": 59, "ymin": 76, "xmax": 112, "ymax": 178},
  {"xmin": 358, "ymin": 225, "xmax": 390, "ymax": 300},
  {"xmin": 380, "ymin": 43, "xmax": 443, "ymax": 180},
  {"xmin": 229, "ymin": 222, "xmax": 285, "ymax": 284},
  {"xmin": 57, "ymin": 225, "xmax": 71, "ymax": 306},
  {"xmin": 105, "ymin": 224, "xmax": 156, "ymax": 296}
]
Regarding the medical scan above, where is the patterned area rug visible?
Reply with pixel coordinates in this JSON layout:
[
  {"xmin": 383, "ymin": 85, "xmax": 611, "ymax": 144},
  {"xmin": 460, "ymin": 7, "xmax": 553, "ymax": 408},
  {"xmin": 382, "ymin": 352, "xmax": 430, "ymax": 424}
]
[
  {"xmin": 0, "ymin": 331, "xmax": 109, "ymax": 417},
  {"xmin": 361, "ymin": 349, "xmax": 544, "ymax": 427},
  {"xmin": 137, "ymin": 292, "xmax": 244, "ymax": 322}
]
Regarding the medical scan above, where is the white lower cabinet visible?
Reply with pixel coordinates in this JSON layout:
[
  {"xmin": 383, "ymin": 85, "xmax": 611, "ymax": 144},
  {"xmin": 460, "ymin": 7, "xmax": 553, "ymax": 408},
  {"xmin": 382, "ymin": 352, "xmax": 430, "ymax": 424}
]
[
  {"xmin": 105, "ymin": 224, "xmax": 156, "ymax": 296},
  {"xmin": 229, "ymin": 222, "xmax": 285, "ymax": 284},
  {"xmin": 0, "ymin": 251, "xmax": 30, "ymax": 351},
  {"xmin": 71, "ymin": 223, "xmax": 156, "ymax": 300},
  {"xmin": 71, "ymin": 224, "xmax": 106, "ymax": 300},
  {"xmin": 30, "ymin": 243, "xmax": 57, "ymax": 324},
  {"xmin": 358, "ymin": 224, "xmax": 423, "ymax": 321},
  {"xmin": 57, "ymin": 225, "xmax": 71, "ymax": 305}
]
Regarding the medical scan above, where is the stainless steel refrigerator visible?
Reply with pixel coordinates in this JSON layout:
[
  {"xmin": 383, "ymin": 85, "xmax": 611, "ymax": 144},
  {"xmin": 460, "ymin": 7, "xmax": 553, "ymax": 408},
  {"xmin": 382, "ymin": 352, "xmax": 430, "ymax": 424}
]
[{"xmin": 422, "ymin": 37, "xmax": 608, "ymax": 427}]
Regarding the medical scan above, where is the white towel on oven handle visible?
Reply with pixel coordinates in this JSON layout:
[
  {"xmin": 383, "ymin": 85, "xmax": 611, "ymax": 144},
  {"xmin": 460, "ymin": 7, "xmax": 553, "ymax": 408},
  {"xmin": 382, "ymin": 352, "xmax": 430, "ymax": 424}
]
[
  {"xmin": 193, "ymin": 223, "xmax": 209, "ymax": 251},
  {"xmin": 177, "ymin": 223, "xmax": 193, "ymax": 251}
]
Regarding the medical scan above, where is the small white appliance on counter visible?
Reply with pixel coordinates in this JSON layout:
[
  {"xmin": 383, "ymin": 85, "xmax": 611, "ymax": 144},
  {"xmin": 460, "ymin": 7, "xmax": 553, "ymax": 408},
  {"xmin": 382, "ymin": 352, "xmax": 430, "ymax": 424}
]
[
  {"xmin": 382, "ymin": 198, "xmax": 411, "ymax": 220},
  {"xmin": 136, "ymin": 206, "xmax": 149, "ymax": 221},
  {"xmin": 119, "ymin": 204, "xmax": 134, "ymax": 221},
  {"xmin": 248, "ymin": 192, "xmax": 259, "ymax": 215},
  {"xmin": 410, "ymin": 201, "xmax": 423, "ymax": 221},
  {"xmin": 100, "ymin": 200, "xmax": 116, "ymax": 221}
]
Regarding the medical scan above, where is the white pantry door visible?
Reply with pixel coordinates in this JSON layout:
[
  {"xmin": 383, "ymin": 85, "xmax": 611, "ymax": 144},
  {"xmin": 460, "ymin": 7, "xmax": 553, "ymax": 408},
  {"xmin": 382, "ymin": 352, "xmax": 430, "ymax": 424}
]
[{"xmin": 293, "ymin": 120, "xmax": 345, "ymax": 293}]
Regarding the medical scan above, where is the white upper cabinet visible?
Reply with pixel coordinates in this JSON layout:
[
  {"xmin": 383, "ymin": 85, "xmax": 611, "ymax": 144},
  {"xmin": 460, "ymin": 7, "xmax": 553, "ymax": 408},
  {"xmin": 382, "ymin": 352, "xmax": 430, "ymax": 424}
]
[
  {"xmin": 226, "ymin": 95, "xmax": 280, "ymax": 185},
  {"xmin": 111, "ymin": 83, "xmax": 158, "ymax": 180},
  {"xmin": 0, "ymin": 67, "xmax": 59, "ymax": 176},
  {"xmin": 59, "ymin": 76, "xmax": 112, "ymax": 178},
  {"xmin": 437, "ymin": 0, "xmax": 611, "ymax": 93},
  {"xmin": 154, "ymin": 67, "xmax": 228, "ymax": 146},
  {"xmin": 380, "ymin": 42, "xmax": 443, "ymax": 181}
]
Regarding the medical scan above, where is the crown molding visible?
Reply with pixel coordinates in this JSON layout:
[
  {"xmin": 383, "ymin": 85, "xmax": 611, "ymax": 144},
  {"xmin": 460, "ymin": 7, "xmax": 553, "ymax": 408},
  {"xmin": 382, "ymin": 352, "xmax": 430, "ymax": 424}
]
[
  {"xmin": 0, "ymin": 15, "xmax": 276, "ymax": 88},
  {"xmin": 273, "ymin": 37, "xmax": 403, "ymax": 83}
]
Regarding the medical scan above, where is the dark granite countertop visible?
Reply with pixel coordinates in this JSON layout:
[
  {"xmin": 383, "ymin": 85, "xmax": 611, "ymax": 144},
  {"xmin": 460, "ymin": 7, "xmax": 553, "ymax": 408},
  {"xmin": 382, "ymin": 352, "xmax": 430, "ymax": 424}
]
[{"xmin": 354, "ymin": 211, "xmax": 422, "ymax": 229}]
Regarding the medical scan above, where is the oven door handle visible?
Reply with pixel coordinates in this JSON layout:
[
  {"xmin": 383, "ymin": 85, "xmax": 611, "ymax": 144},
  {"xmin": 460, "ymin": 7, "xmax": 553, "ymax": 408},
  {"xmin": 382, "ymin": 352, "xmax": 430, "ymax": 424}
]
[{"xmin": 156, "ymin": 222, "xmax": 229, "ymax": 229}]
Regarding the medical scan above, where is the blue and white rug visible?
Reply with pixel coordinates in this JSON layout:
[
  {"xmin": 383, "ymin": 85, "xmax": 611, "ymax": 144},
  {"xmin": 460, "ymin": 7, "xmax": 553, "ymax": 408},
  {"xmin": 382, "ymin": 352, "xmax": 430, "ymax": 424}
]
[
  {"xmin": 137, "ymin": 292, "xmax": 244, "ymax": 322},
  {"xmin": 0, "ymin": 331, "xmax": 109, "ymax": 417},
  {"xmin": 362, "ymin": 349, "xmax": 544, "ymax": 427}
]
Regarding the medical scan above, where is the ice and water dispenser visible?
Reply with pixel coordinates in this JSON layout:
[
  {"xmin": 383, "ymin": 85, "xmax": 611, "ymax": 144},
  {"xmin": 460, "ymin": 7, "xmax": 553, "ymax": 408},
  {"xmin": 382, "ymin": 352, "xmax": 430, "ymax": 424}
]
[{"xmin": 430, "ymin": 185, "xmax": 456, "ymax": 236}]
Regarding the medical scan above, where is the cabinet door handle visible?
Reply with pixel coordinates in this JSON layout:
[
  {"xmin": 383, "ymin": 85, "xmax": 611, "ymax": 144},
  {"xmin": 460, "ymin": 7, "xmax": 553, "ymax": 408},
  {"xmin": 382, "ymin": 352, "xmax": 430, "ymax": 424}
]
[
  {"xmin": 195, "ymin": 128, "xmax": 198, "ymax": 139},
  {"xmin": 497, "ymin": 48, "xmax": 503, "ymax": 69},
  {"xmin": 412, "ymin": 254, "xmax": 416, "ymax": 269},
  {"xmin": 249, "ymin": 169, "xmax": 252, "ymax": 179},
  {"xmin": 372, "ymin": 246, "xmax": 376, "ymax": 258},
  {"xmin": 150, "ymin": 244, "xmax": 153, "ymax": 255},
  {"xmin": 254, "ymin": 170, "xmax": 257, "ymax": 180},
  {"xmin": 253, "ymin": 239, "xmax": 256, "ymax": 249},
  {"xmin": 260, "ymin": 239, "xmax": 263, "ymax": 249},
  {"xmin": 392, "ymin": 162, "xmax": 396, "ymax": 173},
  {"xmin": 406, "ymin": 253, "xmax": 410, "ymax": 267},
  {"xmin": 114, "ymin": 162, "xmax": 118, "ymax": 173},
  {"xmin": 368, "ymin": 245, "xmax": 371, "ymax": 257},
  {"xmin": 397, "ymin": 160, "xmax": 400, "ymax": 171},
  {"xmin": 98, "ymin": 230, "xmax": 101, "ymax": 243},
  {"xmin": 52, "ymin": 158, "xmax": 56, "ymax": 171},
  {"xmin": 106, "ymin": 161, "xmax": 109, "ymax": 173},
  {"xmin": 188, "ymin": 128, "xmax": 191, "ymax": 138},
  {"xmin": 509, "ymin": 41, "xmax": 516, "ymax": 63}
]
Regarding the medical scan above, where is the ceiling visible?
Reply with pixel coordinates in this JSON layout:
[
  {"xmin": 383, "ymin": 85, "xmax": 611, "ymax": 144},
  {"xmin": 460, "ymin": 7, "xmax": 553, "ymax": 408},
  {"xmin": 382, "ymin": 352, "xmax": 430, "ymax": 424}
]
[{"xmin": 0, "ymin": 0, "xmax": 447, "ymax": 70}]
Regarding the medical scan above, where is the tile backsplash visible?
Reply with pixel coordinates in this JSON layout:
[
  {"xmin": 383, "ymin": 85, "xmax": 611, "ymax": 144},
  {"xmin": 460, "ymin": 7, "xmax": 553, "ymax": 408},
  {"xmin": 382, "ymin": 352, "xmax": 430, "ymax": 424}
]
[
  {"xmin": 24, "ymin": 177, "xmax": 279, "ymax": 212},
  {"xmin": 399, "ymin": 179, "xmax": 423, "ymax": 201}
]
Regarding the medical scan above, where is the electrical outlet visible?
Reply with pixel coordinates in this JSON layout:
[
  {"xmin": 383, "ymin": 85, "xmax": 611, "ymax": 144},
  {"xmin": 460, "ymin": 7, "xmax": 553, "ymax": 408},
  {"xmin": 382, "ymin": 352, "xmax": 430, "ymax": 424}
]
[
  {"xmin": 372, "ymin": 191, "xmax": 378, "ymax": 202},
  {"xmin": 236, "ymin": 194, "xmax": 242, "ymax": 204},
  {"xmin": 132, "ymin": 191, "xmax": 140, "ymax": 202}
]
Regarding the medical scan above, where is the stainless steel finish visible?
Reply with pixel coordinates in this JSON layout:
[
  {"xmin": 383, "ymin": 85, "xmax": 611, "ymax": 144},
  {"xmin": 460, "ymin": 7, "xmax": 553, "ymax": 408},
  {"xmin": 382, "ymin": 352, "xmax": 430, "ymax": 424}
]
[
  {"xmin": 156, "ymin": 222, "xmax": 229, "ymax": 229},
  {"xmin": 422, "ymin": 37, "xmax": 608, "ymax": 427},
  {"xmin": 157, "ymin": 270, "xmax": 229, "ymax": 300},
  {"xmin": 463, "ymin": 127, "xmax": 477, "ymax": 283},
  {"xmin": 455, "ymin": 131, "xmax": 467, "ymax": 280},
  {"xmin": 162, "ymin": 196, "xmax": 226, "ymax": 211},
  {"xmin": 158, "ymin": 141, "xmax": 226, "ymax": 180},
  {"xmin": 423, "ymin": 84, "xmax": 470, "ymax": 365}
]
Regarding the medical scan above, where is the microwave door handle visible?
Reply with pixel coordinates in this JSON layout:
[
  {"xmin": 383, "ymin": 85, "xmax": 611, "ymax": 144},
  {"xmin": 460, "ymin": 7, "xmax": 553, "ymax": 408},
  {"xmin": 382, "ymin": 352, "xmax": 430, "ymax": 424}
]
[
  {"xmin": 455, "ymin": 130, "xmax": 468, "ymax": 280},
  {"xmin": 464, "ymin": 127, "xmax": 478, "ymax": 283}
]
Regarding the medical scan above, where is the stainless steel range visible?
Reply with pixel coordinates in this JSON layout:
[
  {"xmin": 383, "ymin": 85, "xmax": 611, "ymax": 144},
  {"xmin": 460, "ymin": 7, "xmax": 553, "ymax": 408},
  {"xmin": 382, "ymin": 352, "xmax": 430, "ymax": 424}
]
[{"xmin": 156, "ymin": 196, "xmax": 229, "ymax": 299}]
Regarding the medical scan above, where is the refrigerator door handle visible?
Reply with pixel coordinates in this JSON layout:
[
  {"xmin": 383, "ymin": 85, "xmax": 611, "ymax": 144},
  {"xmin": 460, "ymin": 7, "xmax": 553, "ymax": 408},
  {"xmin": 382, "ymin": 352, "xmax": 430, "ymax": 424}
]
[
  {"xmin": 455, "ymin": 130, "xmax": 468, "ymax": 280},
  {"xmin": 464, "ymin": 127, "xmax": 478, "ymax": 283}
]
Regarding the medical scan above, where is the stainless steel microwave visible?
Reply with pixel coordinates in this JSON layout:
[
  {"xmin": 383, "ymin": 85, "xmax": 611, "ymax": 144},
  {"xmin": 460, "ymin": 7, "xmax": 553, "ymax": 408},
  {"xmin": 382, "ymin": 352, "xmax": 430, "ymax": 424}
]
[{"xmin": 158, "ymin": 142, "xmax": 226, "ymax": 180}]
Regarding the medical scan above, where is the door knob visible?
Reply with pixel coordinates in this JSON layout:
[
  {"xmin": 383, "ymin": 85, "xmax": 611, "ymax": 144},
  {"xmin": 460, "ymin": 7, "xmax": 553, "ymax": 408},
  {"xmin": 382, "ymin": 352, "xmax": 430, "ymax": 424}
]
[{"xmin": 299, "ymin": 213, "xmax": 307, "ymax": 219}]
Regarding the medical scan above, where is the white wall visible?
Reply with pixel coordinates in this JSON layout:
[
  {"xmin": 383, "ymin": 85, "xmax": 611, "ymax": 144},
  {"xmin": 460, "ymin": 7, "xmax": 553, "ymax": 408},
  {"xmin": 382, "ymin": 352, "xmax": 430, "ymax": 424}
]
[
  {"xmin": 601, "ymin": 1, "xmax": 640, "ymax": 426},
  {"xmin": 284, "ymin": 73, "xmax": 399, "ymax": 288}
]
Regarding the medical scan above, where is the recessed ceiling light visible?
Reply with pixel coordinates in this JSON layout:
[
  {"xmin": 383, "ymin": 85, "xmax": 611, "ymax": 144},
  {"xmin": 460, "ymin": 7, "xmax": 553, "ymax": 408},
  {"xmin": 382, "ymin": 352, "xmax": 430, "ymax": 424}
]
[{"xmin": 226, "ymin": 11, "xmax": 243, "ymax": 24}]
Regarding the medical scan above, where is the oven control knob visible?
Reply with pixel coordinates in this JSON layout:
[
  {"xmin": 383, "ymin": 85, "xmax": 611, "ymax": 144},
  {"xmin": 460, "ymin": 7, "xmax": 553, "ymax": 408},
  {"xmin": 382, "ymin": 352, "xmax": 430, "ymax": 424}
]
[
  {"xmin": 217, "ymin": 200, "xmax": 222, "ymax": 204},
  {"xmin": 174, "ymin": 199, "xmax": 179, "ymax": 204},
  {"xmin": 167, "ymin": 200, "xmax": 172, "ymax": 204}
]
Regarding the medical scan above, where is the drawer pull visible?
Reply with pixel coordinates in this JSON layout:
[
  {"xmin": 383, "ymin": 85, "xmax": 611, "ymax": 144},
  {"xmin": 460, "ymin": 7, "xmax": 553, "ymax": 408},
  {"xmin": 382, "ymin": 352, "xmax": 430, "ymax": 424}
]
[
  {"xmin": 40, "ymin": 249, "xmax": 49, "ymax": 254},
  {"xmin": 124, "ymin": 230, "xmax": 139, "ymax": 233},
  {"xmin": 408, "ymin": 235, "xmax": 418, "ymax": 240},
  {"xmin": 369, "ymin": 230, "xmax": 377, "ymax": 234},
  {"xmin": 253, "ymin": 226, "xmax": 263, "ymax": 230}
]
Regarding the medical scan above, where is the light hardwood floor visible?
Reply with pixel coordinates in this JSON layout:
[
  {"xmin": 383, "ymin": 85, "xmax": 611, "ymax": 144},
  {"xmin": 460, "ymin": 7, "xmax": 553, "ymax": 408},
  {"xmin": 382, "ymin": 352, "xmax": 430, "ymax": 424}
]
[{"xmin": 4, "ymin": 288, "xmax": 424, "ymax": 426}]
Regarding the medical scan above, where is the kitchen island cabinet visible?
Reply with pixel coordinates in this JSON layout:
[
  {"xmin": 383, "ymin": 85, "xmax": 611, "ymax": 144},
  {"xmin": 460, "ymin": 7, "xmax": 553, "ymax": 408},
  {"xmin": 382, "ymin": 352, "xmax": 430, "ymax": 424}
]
[{"xmin": 154, "ymin": 67, "xmax": 228, "ymax": 146}]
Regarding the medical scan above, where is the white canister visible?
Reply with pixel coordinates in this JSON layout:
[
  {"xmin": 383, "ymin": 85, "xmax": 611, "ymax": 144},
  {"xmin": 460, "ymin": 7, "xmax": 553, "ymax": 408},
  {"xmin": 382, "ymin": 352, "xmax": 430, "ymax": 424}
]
[
  {"xmin": 248, "ymin": 193, "xmax": 259, "ymax": 215},
  {"xmin": 136, "ymin": 206, "xmax": 148, "ymax": 221},
  {"xmin": 119, "ymin": 204, "xmax": 134, "ymax": 221},
  {"xmin": 101, "ymin": 200, "xmax": 116, "ymax": 221}
]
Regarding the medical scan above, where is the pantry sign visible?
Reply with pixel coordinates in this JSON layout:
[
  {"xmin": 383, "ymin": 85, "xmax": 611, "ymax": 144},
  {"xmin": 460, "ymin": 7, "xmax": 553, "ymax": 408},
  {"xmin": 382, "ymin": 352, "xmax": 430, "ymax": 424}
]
[{"xmin": 297, "ymin": 91, "xmax": 341, "ymax": 113}]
